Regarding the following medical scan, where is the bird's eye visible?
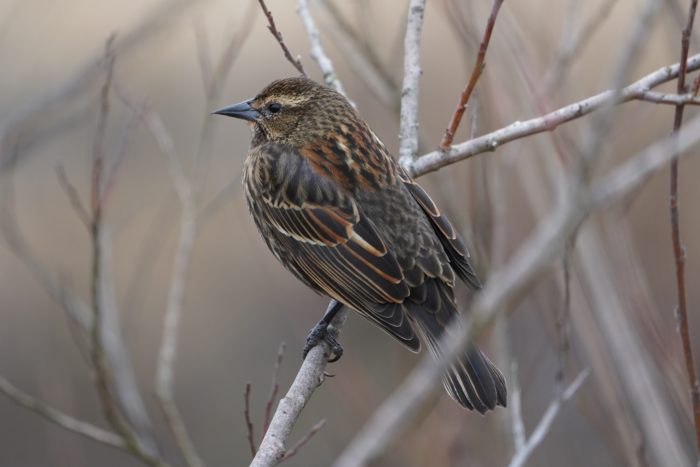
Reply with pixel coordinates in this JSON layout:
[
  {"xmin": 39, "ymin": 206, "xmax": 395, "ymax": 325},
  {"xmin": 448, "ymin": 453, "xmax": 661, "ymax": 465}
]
[{"xmin": 267, "ymin": 102, "xmax": 282, "ymax": 113}]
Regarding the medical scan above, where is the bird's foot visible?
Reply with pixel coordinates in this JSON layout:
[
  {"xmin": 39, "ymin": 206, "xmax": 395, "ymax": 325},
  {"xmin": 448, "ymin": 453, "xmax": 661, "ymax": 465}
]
[{"xmin": 303, "ymin": 320, "xmax": 343, "ymax": 362}]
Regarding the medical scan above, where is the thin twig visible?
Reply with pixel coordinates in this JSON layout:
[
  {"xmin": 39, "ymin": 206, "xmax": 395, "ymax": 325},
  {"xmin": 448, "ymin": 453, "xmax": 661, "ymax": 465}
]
[
  {"xmin": 398, "ymin": 0, "xmax": 427, "ymax": 166},
  {"xmin": 258, "ymin": 0, "xmax": 306, "ymax": 76},
  {"xmin": 262, "ymin": 343, "xmax": 286, "ymax": 440},
  {"xmin": 245, "ymin": 383, "xmax": 257, "ymax": 458},
  {"xmin": 281, "ymin": 419, "xmax": 326, "ymax": 461},
  {"xmin": 634, "ymin": 90, "xmax": 700, "ymax": 105},
  {"xmin": 0, "ymin": 375, "xmax": 126, "ymax": 450},
  {"xmin": 508, "ymin": 370, "xmax": 590, "ymax": 467},
  {"xmin": 250, "ymin": 309, "xmax": 347, "ymax": 467},
  {"xmin": 55, "ymin": 163, "xmax": 91, "ymax": 230},
  {"xmin": 439, "ymin": 0, "xmax": 504, "ymax": 150},
  {"xmin": 297, "ymin": 0, "xmax": 345, "ymax": 95},
  {"xmin": 542, "ymin": 0, "xmax": 620, "ymax": 93},
  {"xmin": 148, "ymin": 107, "xmax": 203, "ymax": 467},
  {"xmin": 669, "ymin": 0, "xmax": 700, "ymax": 459},
  {"xmin": 411, "ymin": 52, "xmax": 700, "ymax": 176}
]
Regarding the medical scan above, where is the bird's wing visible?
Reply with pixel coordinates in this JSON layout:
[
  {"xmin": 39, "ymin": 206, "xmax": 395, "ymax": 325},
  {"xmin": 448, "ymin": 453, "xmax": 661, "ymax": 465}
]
[
  {"xmin": 399, "ymin": 172, "xmax": 481, "ymax": 290},
  {"xmin": 253, "ymin": 149, "xmax": 419, "ymax": 350}
]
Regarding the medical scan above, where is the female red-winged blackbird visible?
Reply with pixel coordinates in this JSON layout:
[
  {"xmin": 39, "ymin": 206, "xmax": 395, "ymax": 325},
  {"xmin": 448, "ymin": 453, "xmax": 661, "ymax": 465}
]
[{"xmin": 214, "ymin": 77, "xmax": 506, "ymax": 412}]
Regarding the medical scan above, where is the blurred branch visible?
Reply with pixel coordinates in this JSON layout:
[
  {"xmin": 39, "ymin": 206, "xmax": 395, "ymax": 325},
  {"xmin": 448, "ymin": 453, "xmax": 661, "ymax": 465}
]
[
  {"xmin": 508, "ymin": 370, "xmax": 590, "ymax": 467},
  {"xmin": 55, "ymin": 163, "xmax": 91, "ymax": 231},
  {"xmin": 397, "ymin": 0, "xmax": 426, "ymax": 166},
  {"xmin": 297, "ymin": 0, "xmax": 345, "ymax": 95},
  {"xmin": 542, "ymin": 0, "xmax": 620, "ymax": 93},
  {"xmin": 439, "ymin": 0, "xmax": 504, "ymax": 150},
  {"xmin": 316, "ymin": 0, "xmax": 398, "ymax": 107},
  {"xmin": 669, "ymin": 0, "xmax": 700, "ymax": 459},
  {"xmin": 142, "ymin": 108, "xmax": 203, "ymax": 467},
  {"xmin": 410, "ymin": 52, "xmax": 700, "ymax": 176},
  {"xmin": 0, "ymin": 0, "xmax": 202, "ymax": 169},
  {"xmin": 0, "ymin": 375, "xmax": 126, "ymax": 449},
  {"xmin": 333, "ymin": 107, "xmax": 700, "ymax": 467},
  {"xmin": 245, "ymin": 383, "xmax": 257, "ymax": 458},
  {"xmin": 510, "ymin": 364, "xmax": 526, "ymax": 453},
  {"xmin": 86, "ymin": 39, "xmax": 166, "ymax": 466},
  {"xmin": 258, "ymin": 0, "xmax": 306, "ymax": 76}
]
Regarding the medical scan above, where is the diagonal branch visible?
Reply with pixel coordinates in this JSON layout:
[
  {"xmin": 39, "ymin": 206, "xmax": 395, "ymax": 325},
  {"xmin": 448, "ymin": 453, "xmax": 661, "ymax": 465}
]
[
  {"xmin": 0, "ymin": 375, "xmax": 126, "ymax": 450},
  {"xmin": 439, "ymin": 0, "xmax": 504, "ymax": 150},
  {"xmin": 250, "ymin": 310, "xmax": 346, "ymax": 467},
  {"xmin": 410, "ymin": 52, "xmax": 700, "ymax": 176},
  {"xmin": 258, "ymin": 0, "xmax": 306, "ymax": 76},
  {"xmin": 508, "ymin": 370, "xmax": 590, "ymax": 467}
]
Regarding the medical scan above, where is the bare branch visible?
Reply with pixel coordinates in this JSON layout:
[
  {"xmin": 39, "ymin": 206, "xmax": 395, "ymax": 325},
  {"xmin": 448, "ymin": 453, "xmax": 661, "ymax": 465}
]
[
  {"xmin": 397, "ymin": 0, "xmax": 426, "ymax": 167},
  {"xmin": 144, "ymin": 108, "xmax": 203, "ymax": 467},
  {"xmin": 250, "ymin": 309, "xmax": 347, "ymax": 467},
  {"xmin": 245, "ymin": 383, "xmax": 257, "ymax": 458},
  {"xmin": 281, "ymin": 419, "xmax": 326, "ymax": 461},
  {"xmin": 439, "ymin": 0, "xmax": 504, "ymax": 150},
  {"xmin": 55, "ymin": 163, "xmax": 91, "ymax": 231},
  {"xmin": 0, "ymin": 375, "xmax": 125, "ymax": 450},
  {"xmin": 510, "ymin": 364, "xmax": 526, "ymax": 453},
  {"xmin": 636, "ymin": 90, "xmax": 700, "ymax": 105},
  {"xmin": 87, "ymin": 39, "xmax": 164, "ymax": 465},
  {"xmin": 297, "ymin": 0, "xmax": 345, "ymax": 95},
  {"xmin": 508, "ymin": 370, "xmax": 590, "ymax": 467},
  {"xmin": 258, "ymin": 0, "xmax": 306, "ymax": 76},
  {"xmin": 262, "ymin": 343, "xmax": 286, "ymax": 439},
  {"xmin": 542, "ymin": 0, "xmax": 620, "ymax": 93},
  {"xmin": 411, "ymin": 52, "xmax": 700, "ymax": 176},
  {"xmin": 668, "ymin": 0, "xmax": 700, "ymax": 458}
]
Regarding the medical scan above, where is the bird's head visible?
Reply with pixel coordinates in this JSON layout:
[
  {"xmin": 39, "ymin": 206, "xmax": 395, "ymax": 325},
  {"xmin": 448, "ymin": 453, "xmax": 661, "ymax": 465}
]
[{"xmin": 213, "ymin": 77, "xmax": 355, "ymax": 147}]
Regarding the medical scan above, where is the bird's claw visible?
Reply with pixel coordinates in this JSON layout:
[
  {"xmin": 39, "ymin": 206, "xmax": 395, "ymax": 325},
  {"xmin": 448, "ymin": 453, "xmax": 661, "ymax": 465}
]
[{"xmin": 303, "ymin": 320, "xmax": 343, "ymax": 362}]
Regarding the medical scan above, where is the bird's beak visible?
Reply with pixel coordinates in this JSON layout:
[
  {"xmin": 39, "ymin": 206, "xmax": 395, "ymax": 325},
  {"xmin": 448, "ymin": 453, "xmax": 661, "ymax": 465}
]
[{"xmin": 211, "ymin": 100, "xmax": 261, "ymax": 122}]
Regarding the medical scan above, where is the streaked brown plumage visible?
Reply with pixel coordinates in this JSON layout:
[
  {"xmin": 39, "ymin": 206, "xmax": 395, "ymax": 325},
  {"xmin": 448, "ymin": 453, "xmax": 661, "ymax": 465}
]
[{"xmin": 214, "ymin": 77, "xmax": 506, "ymax": 412}]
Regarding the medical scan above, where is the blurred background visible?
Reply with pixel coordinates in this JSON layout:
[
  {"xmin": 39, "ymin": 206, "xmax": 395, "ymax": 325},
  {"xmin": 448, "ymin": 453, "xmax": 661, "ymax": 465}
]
[{"xmin": 1, "ymin": 0, "xmax": 699, "ymax": 465}]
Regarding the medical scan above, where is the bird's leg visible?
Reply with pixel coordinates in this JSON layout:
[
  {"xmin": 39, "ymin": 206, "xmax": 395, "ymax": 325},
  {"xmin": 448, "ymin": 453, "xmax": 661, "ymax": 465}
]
[{"xmin": 303, "ymin": 299, "xmax": 344, "ymax": 362}]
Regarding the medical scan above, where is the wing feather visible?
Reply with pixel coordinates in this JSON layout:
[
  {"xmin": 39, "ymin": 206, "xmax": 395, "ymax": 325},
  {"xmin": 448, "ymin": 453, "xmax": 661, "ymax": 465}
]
[{"xmin": 250, "ymin": 146, "xmax": 417, "ymax": 347}]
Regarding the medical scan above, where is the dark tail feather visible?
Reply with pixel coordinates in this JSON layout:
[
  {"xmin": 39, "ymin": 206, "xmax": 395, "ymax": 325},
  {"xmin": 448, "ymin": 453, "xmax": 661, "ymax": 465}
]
[{"xmin": 413, "ymin": 309, "xmax": 507, "ymax": 412}]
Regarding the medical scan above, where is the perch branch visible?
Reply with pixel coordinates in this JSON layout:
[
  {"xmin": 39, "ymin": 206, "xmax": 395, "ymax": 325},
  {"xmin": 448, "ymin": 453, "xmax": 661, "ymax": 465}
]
[{"xmin": 249, "ymin": 310, "xmax": 346, "ymax": 467}]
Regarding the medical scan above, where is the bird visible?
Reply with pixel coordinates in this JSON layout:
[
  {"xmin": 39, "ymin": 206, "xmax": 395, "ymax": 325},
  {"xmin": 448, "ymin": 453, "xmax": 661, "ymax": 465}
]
[{"xmin": 213, "ymin": 77, "xmax": 506, "ymax": 412}]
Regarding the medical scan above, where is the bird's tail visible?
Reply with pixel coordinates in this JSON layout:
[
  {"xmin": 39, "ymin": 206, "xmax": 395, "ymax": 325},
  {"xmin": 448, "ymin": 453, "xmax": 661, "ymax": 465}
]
[{"xmin": 412, "ymin": 305, "xmax": 507, "ymax": 413}]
